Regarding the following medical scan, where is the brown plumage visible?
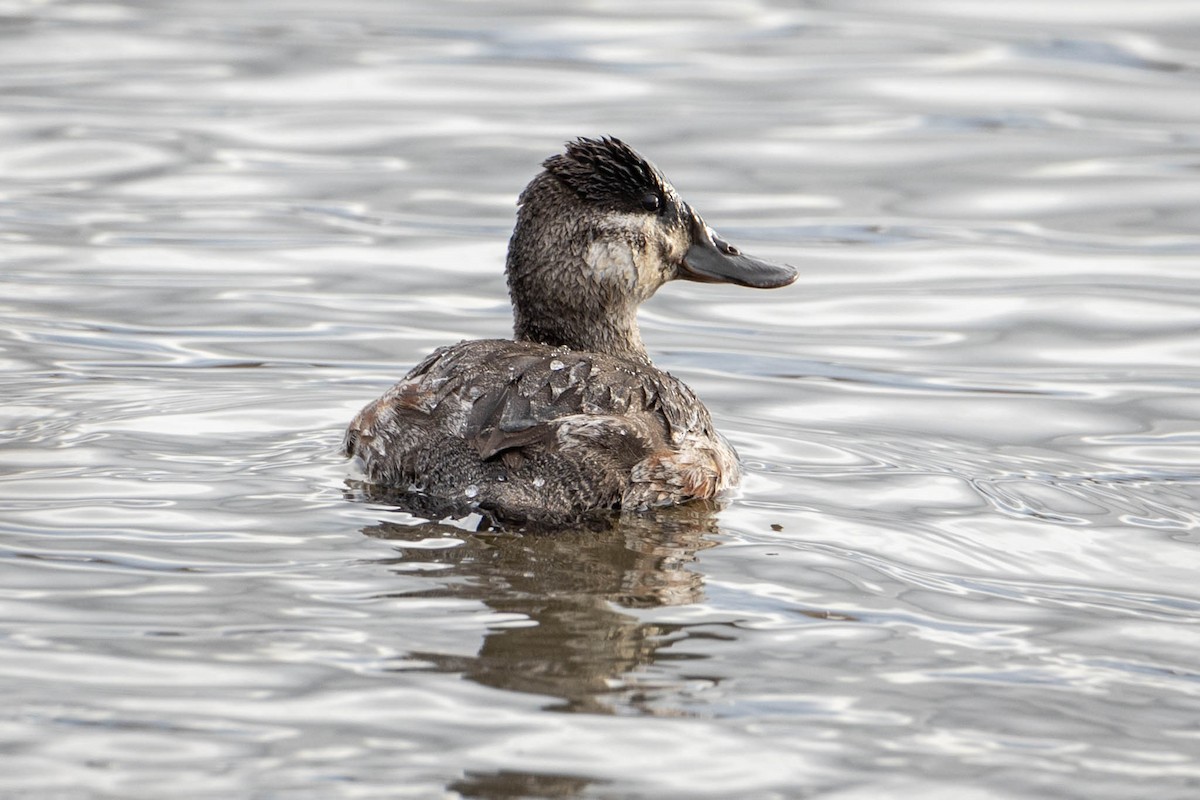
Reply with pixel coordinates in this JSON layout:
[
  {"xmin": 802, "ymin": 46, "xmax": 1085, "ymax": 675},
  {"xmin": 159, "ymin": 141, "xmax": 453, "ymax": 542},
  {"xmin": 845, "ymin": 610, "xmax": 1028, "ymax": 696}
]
[{"xmin": 345, "ymin": 137, "xmax": 796, "ymax": 526}]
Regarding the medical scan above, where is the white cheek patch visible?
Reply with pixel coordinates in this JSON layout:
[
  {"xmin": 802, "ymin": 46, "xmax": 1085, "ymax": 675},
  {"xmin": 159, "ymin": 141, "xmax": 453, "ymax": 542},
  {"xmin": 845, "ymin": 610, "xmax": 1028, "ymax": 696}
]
[{"xmin": 585, "ymin": 238, "xmax": 638, "ymax": 291}]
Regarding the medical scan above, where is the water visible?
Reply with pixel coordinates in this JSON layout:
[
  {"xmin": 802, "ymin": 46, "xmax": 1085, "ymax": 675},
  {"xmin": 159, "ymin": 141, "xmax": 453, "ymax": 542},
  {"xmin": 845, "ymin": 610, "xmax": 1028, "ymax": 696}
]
[{"xmin": 3, "ymin": 1, "xmax": 1200, "ymax": 797}]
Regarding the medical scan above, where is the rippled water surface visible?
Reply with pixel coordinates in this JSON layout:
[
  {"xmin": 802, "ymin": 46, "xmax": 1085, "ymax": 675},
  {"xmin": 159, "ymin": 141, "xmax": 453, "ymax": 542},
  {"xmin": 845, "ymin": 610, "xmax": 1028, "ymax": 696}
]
[{"xmin": 4, "ymin": 1, "xmax": 1200, "ymax": 797}]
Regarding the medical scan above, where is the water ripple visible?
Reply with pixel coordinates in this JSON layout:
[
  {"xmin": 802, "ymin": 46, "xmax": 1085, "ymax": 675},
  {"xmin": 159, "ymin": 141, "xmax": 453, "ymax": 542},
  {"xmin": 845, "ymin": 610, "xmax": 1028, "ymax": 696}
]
[{"xmin": 3, "ymin": 1, "xmax": 1200, "ymax": 798}]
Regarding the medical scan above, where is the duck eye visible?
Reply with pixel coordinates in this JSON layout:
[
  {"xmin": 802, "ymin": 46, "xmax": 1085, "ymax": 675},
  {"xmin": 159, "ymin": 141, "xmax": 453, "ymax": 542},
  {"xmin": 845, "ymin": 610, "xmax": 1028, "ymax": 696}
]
[{"xmin": 640, "ymin": 193, "xmax": 662, "ymax": 212}]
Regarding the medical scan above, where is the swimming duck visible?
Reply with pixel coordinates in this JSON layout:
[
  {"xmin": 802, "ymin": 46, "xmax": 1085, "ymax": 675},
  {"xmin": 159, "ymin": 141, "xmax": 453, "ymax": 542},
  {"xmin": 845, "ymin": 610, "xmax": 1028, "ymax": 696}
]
[{"xmin": 345, "ymin": 136, "xmax": 796, "ymax": 526}]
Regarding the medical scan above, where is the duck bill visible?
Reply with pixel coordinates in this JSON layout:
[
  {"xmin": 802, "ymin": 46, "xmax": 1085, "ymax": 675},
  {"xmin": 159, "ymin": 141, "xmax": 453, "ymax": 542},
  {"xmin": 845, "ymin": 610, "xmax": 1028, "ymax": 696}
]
[{"xmin": 679, "ymin": 214, "xmax": 797, "ymax": 289}]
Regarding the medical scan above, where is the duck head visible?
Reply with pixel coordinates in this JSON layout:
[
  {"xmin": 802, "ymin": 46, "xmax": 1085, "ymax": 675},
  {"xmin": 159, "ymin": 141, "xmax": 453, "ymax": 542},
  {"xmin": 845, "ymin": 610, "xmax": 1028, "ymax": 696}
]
[{"xmin": 506, "ymin": 136, "xmax": 797, "ymax": 363}]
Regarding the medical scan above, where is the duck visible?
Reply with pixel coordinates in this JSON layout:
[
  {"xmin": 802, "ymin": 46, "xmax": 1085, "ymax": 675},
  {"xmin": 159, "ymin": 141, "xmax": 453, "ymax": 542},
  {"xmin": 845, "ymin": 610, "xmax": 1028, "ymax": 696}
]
[{"xmin": 344, "ymin": 136, "xmax": 796, "ymax": 526}]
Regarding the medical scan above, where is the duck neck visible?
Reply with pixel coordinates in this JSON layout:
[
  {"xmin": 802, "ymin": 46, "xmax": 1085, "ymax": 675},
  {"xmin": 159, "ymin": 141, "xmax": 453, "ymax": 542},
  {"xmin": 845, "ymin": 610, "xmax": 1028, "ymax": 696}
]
[{"xmin": 513, "ymin": 304, "xmax": 651, "ymax": 364}]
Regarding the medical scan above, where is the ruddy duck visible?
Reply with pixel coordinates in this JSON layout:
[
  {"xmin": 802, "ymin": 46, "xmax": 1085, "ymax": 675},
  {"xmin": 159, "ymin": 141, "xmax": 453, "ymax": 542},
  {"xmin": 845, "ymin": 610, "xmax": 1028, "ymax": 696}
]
[{"xmin": 345, "ymin": 137, "xmax": 796, "ymax": 526}]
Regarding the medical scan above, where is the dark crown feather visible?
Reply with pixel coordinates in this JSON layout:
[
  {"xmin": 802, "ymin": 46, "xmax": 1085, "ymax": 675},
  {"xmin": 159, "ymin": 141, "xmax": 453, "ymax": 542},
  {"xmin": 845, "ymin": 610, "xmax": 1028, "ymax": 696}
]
[{"xmin": 542, "ymin": 136, "xmax": 668, "ymax": 209}]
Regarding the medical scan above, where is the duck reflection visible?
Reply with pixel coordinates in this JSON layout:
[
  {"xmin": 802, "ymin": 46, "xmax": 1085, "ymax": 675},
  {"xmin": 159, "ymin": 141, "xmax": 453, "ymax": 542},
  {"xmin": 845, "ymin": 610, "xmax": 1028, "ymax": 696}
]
[
  {"xmin": 449, "ymin": 769, "xmax": 596, "ymax": 800},
  {"xmin": 360, "ymin": 501, "xmax": 722, "ymax": 714}
]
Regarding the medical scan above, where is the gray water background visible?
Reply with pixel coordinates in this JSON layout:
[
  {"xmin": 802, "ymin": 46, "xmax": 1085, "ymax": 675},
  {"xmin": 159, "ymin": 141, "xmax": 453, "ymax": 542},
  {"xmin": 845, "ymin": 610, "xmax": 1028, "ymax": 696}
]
[{"xmin": 3, "ymin": 1, "xmax": 1200, "ymax": 797}]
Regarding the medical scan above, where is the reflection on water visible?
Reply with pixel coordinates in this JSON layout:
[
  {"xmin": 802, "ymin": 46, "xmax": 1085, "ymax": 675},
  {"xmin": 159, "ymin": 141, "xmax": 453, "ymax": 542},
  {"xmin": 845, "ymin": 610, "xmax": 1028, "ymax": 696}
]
[
  {"xmin": 364, "ymin": 504, "xmax": 720, "ymax": 714},
  {"xmin": 451, "ymin": 770, "xmax": 598, "ymax": 800},
  {"xmin": 4, "ymin": 0, "xmax": 1200, "ymax": 797}
]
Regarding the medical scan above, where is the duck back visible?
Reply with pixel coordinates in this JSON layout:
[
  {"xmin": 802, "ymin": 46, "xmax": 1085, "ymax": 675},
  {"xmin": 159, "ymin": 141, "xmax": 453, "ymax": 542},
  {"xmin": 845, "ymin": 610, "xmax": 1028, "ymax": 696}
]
[{"xmin": 344, "ymin": 340, "xmax": 740, "ymax": 525}]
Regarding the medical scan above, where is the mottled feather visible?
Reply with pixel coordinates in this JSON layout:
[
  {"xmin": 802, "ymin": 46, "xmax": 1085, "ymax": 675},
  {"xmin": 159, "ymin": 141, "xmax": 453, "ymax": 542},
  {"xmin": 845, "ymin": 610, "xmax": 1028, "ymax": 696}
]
[{"xmin": 344, "ymin": 339, "xmax": 740, "ymax": 525}]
